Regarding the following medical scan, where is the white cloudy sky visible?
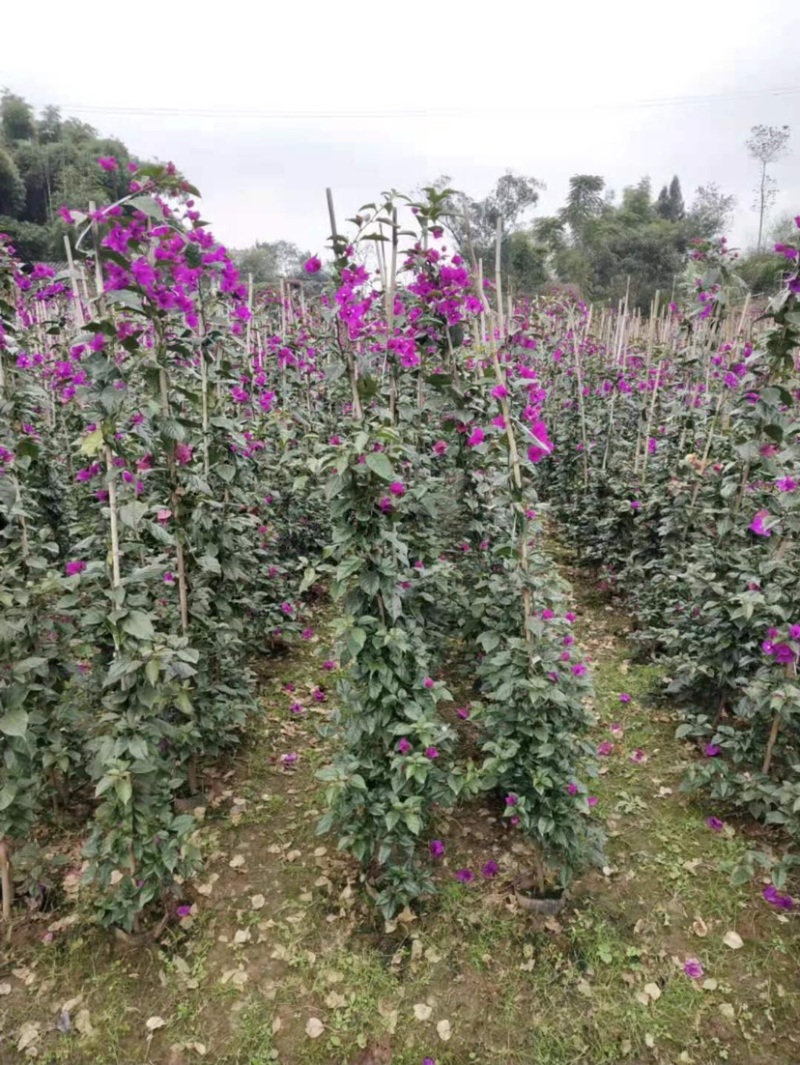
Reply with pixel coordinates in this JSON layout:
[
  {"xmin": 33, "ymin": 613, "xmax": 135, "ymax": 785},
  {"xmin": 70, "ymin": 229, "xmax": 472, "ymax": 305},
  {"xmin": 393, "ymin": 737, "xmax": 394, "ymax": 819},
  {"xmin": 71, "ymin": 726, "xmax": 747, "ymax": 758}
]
[{"xmin": 3, "ymin": 0, "xmax": 799, "ymax": 253}]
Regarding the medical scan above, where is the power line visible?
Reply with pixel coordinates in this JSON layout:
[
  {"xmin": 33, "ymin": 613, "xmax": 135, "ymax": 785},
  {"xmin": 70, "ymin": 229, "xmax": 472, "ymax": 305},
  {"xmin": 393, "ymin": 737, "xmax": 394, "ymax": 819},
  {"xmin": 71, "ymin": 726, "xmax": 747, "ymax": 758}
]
[{"xmin": 44, "ymin": 86, "xmax": 800, "ymax": 121}]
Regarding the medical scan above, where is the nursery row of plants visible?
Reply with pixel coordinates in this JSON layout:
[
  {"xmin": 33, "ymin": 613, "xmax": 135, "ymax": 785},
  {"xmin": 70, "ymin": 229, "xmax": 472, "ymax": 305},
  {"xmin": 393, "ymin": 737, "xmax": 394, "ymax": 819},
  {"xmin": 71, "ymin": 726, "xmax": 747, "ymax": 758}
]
[{"xmin": 0, "ymin": 162, "xmax": 798, "ymax": 937}]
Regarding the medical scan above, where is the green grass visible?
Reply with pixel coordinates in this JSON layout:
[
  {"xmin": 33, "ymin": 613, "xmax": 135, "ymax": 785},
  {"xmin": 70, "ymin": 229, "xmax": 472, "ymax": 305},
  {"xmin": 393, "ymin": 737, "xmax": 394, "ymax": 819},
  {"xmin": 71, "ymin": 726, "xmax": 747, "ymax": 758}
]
[{"xmin": 1, "ymin": 582, "xmax": 799, "ymax": 1065}]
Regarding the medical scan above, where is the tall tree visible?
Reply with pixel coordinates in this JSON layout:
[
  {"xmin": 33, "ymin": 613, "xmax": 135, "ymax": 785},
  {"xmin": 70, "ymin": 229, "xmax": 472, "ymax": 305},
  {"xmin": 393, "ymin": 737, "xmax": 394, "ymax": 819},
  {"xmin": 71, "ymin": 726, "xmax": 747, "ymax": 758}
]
[
  {"xmin": 559, "ymin": 175, "xmax": 605, "ymax": 241},
  {"xmin": 656, "ymin": 176, "xmax": 685, "ymax": 221},
  {"xmin": 1, "ymin": 91, "xmax": 35, "ymax": 142},
  {"xmin": 685, "ymin": 183, "xmax": 735, "ymax": 239},
  {"xmin": 746, "ymin": 124, "xmax": 791, "ymax": 251}
]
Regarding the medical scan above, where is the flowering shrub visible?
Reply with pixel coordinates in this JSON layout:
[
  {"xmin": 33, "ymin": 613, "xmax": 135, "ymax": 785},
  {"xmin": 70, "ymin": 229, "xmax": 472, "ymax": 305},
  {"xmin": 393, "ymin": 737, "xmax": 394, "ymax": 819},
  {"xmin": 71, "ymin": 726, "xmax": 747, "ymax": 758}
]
[{"xmin": 537, "ymin": 218, "xmax": 800, "ymax": 871}]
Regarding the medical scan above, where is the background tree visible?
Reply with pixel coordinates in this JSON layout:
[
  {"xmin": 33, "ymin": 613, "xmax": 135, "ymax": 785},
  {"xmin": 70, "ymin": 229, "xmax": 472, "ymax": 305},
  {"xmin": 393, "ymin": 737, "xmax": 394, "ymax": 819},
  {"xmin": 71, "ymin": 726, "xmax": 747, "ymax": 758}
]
[
  {"xmin": 231, "ymin": 239, "xmax": 313, "ymax": 286},
  {"xmin": 559, "ymin": 174, "xmax": 605, "ymax": 242},
  {"xmin": 656, "ymin": 175, "xmax": 685, "ymax": 221},
  {"xmin": 746, "ymin": 124, "xmax": 791, "ymax": 251}
]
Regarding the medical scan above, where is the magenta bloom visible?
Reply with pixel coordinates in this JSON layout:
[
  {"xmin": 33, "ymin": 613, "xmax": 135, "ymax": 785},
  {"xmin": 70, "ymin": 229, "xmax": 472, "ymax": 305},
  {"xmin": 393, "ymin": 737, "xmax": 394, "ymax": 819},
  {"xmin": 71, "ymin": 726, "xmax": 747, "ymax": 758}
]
[
  {"xmin": 630, "ymin": 500, "xmax": 642, "ymax": 510},
  {"xmin": 706, "ymin": 816, "xmax": 724, "ymax": 831},
  {"xmin": 423, "ymin": 1058, "xmax": 436, "ymax": 1064},
  {"xmin": 527, "ymin": 420, "xmax": 552, "ymax": 463},
  {"xmin": 619, "ymin": 692, "xmax": 631, "ymax": 703},
  {"xmin": 455, "ymin": 868, "xmax": 474, "ymax": 883},
  {"xmin": 762, "ymin": 885, "xmax": 794, "ymax": 910},
  {"xmin": 97, "ymin": 156, "xmax": 118, "ymax": 171},
  {"xmin": 683, "ymin": 958, "xmax": 704, "ymax": 979},
  {"xmin": 572, "ymin": 662, "xmax": 587, "ymax": 677},
  {"xmin": 423, "ymin": 677, "xmax": 435, "ymax": 689},
  {"xmin": 301, "ymin": 627, "xmax": 314, "ymax": 640},
  {"xmin": 289, "ymin": 702, "xmax": 304, "ymax": 714},
  {"xmin": 312, "ymin": 688, "xmax": 326, "ymax": 702},
  {"xmin": 280, "ymin": 601, "xmax": 293, "ymax": 615},
  {"xmin": 789, "ymin": 625, "xmax": 800, "ymax": 641},
  {"xmin": 467, "ymin": 426, "xmax": 485, "ymax": 447},
  {"xmin": 610, "ymin": 723, "xmax": 624, "ymax": 738},
  {"xmin": 304, "ymin": 256, "xmax": 322, "ymax": 273},
  {"xmin": 429, "ymin": 839, "xmax": 444, "ymax": 858},
  {"xmin": 776, "ymin": 477, "xmax": 797, "ymax": 492},
  {"xmin": 505, "ymin": 794, "xmax": 518, "ymax": 806},
  {"xmin": 481, "ymin": 860, "xmax": 499, "ymax": 878},
  {"xmin": 175, "ymin": 443, "xmax": 193, "ymax": 465},
  {"xmin": 774, "ymin": 643, "xmax": 795, "ymax": 664},
  {"xmin": 704, "ymin": 743, "xmax": 720, "ymax": 757},
  {"xmin": 176, "ymin": 904, "xmax": 192, "ymax": 918},
  {"xmin": 587, "ymin": 796, "xmax": 598, "ymax": 807},
  {"xmin": 749, "ymin": 510, "xmax": 772, "ymax": 537},
  {"xmin": 491, "ymin": 384, "xmax": 509, "ymax": 399},
  {"xmin": 65, "ymin": 560, "xmax": 86, "ymax": 576},
  {"xmin": 398, "ymin": 737, "xmax": 412, "ymax": 755},
  {"xmin": 281, "ymin": 752, "xmax": 298, "ymax": 765},
  {"xmin": 630, "ymin": 748, "xmax": 647, "ymax": 764},
  {"xmin": 425, "ymin": 746, "xmax": 439, "ymax": 759},
  {"xmin": 456, "ymin": 706, "xmax": 470, "ymax": 719},
  {"xmin": 323, "ymin": 659, "xmax": 336, "ymax": 670},
  {"xmin": 567, "ymin": 782, "xmax": 579, "ymax": 796},
  {"xmin": 163, "ymin": 572, "xmax": 175, "ymax": 584},
  {"xmin": 389, "ymin": 481, "xmax": 406, "ymax": 497},
  {"xmin": 432, "ymin": 440, "xmax": 448, "ymax": 455},
  {"xmin": 597, "ymin": 741, "xmax": 614, "ymax": 756}
]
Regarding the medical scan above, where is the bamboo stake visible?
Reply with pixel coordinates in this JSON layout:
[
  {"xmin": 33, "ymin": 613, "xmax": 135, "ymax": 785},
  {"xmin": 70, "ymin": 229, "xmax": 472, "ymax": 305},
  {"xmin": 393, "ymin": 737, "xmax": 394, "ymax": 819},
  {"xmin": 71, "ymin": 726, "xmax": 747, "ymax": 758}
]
[{"xmin": 325, "ymin": 188, "xmax": 362, "ymax": 421}]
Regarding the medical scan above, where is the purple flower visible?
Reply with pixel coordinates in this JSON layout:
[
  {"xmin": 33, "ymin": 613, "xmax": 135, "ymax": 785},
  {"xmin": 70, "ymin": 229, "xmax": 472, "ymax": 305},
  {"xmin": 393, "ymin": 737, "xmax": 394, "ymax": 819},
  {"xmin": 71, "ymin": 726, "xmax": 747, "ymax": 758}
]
[
  {"xmin": 164, "ymin": 572, "xmax": 175, "ymax": 584},
  {"xmin": 683, "ymin": 958, "xmax": 704, "ymax": 979},
  {"xmin": 610, "ymin": 723, "xmax": 624, "ymax": 738},
  {"xmin": 432, "ymin": 440, "xmax": 448, "ymax": 456},
  {"xmin": 301, "ymin": 627, "xmax": 314, "ymax": 640},
  {"xmin": 429, "ymin": 839, "xmax": 444, "ymax": 858},
  {"xmin": 389, "ymin": 481, "xmax": 406, "ymax": 497},
  {"xmin": 423, "ymin": 1059, "xmax": 436, "ymax": 1065},
  {"xmin": 597, "ymin": 741, "xmax": 614, "ymax": 757},
  {"xmin": 749, "ymin": 510, "xmax": 772, "ymax": 537},
  {"xmin": 312, "ymin": 688, "xmax": 326, "ymax": 702},
  {"xmin": 456, "ymin": 706, "xmax": 470, "ymax": 719},
  {"xmin": 762, "ymin": 885, "xmax": 794, "ymax": 910},
  {"xmin": 280, "ymin": 601, "xmax": 293, "ymax": 615},
  {"xmin": 587, "ymin": 796, "xmax": 598, "ymax": 807},
  {"xmin": 630, "ymin": 748, "xmax": 647, "ymax": 764},
  {"xmin": 323, "ymin": 659, "xmax": 336, "ymax": 670},
  {"xmin": 505, "ymin": 794, "xmax": 518, "ymax": 806},
  {"xmin": 630, "ymin": 500, "xmax": 642, "ymax": 510},
  {"xmin": 704, "ymin": 744, "xmax": 721, "ymax": 757},
  {"xmin": 425, "ymin": 746, "xmax": 439, "ymax": 759},
  {"xmin": 97, "ymin": 156, "xmax": 118, "ymax": 171},
  {"xmin": 423, "ymin": 677, "xmax": 435, "ymax": 689},
  {"xmin": 619, "ymin": 692, "xmax": 631, "ymax": 703},
  {"xmin": 175, "ymin": 442, "xmax": 193, "ymax": 465},
  {"xmin": 467, "ymin": 427, "xmax": 485, "ymax": 447},
  {"xmin": 398, "ymin": 737, "xmax": 412, "ymax": 755},
  {"xmin": 65, "ymin": 560, "xmax": 86, "ymax": 576},
  {"xmin": 776, "ymin": 477, "xmax": 797, "ymax": 492},
  {"xmin": 491, "ymin": 384, "xmax": 509, "ymax": 399},
  {"xmin": 567, "ymin": 782, "xmax": 579, "ymax": 796},
  {"xmin": 176, "ymin": 904, "xmax": 192, "ymax": 918},
  {"xmin": 304, "ymin": 256, "xmax": 322, "ymax": 274},
  {"xmin": 290, "ymin": 702, "xmax": 304, "ymax": 714},
  {"xmin": 481, "ymin": 860, "xmax": 499, "ymax": 878},
  {"xmin": 280, "ymin": 752, "xmax": 298, "ymax": 765},
  {"xmin": 774, "ymin": 643, "xmax": 795, "ymax": 665},
  {"xmin": 789, "ymin": 625, "xmax": 800, "ymax": 641},
  {"xmin": 572, "ymin": 662, "xmax": 587, "ymax": 677},
  {"xmin": 455, "ymin": 868, "xmax": 474, "ymax": 883},
  {"xmin": 706, "ymin": 816, "xmax": 724, "ymax": 832}
]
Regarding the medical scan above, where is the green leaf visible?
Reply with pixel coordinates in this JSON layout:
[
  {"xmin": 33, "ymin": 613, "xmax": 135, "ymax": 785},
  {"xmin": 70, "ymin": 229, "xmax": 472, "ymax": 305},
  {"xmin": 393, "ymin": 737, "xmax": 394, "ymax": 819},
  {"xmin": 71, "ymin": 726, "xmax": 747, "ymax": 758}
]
[
  {"xmin": 119, "ymin": 501, "xmax": 148, "ymax": 529},
  {"xmin": 80, "ymin": 428, "xmax": 104, "ymax": 457},
  {"xmin": 0, "ymin": 708, "xmax": 28, "ymax": 737},
  {"xmin": 365, "ymin": 452, "xmax": 395, "ymax": 481},
  {"xmin": 199, "ymin": 554, "xmax": 221, "ymax": 575},
  {"xmin": 121, "ymin": 611, "xmax": 156, "ymax": 641}
]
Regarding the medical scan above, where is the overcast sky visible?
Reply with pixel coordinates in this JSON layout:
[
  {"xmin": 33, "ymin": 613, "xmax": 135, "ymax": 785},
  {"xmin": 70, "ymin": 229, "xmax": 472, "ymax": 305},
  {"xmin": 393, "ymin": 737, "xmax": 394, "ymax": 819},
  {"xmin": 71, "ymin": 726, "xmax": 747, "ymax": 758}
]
[{"xmin": 3, "ymin": 0, "xmax": 799, "ymax": 254}]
